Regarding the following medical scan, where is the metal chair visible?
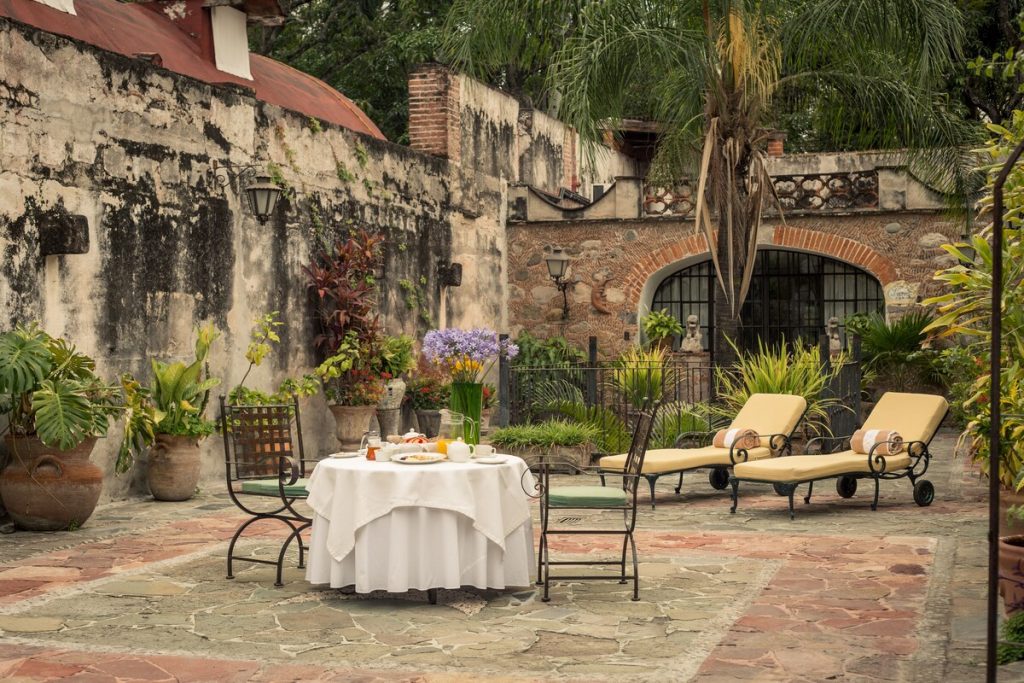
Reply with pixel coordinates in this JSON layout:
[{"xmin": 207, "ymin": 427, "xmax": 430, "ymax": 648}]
[
  {"xmin": 529, "ymin": 404, "xmax": 658, "ymax": 602},
  {"xmin": 220, "ymin": 396, "xmax": 313, "ymax": 587}
]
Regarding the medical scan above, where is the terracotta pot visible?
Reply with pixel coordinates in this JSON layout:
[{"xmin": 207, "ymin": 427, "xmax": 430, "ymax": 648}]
[
  {"xmin": 147, "ymin": 434, "xmax": 201, "ymax": 502},
  {"xmin": 329, "ymin": 405, "xmax": 377, "ymax": 451},
  {"xmin": 1002, "ymin": 487, "xmax": 1024, "ymax": 536},
  {"xmin": 415, "ymin": 409, "xmax": 442, "ymax": 438},
  {"xmin": 0, "ymin": 436, "xmax": 102, "ymax": 531},
  {"xmin": 1001, "ymin": 535, "xmax": 1024, "ymax": 617}
]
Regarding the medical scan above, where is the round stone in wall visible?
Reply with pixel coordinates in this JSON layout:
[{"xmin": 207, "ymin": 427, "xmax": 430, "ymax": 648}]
[
  {"xmin": 918, "ymin": 232, "xmax": 948, "ymax": 249},
  {"xmin": 884, "ymin": 222, "xmax": 902, "ymax": 234},
  {"xmin": 624, "ymin": 230, "xmax": 638, "ymax": 242},
  {"xmin": 526, "ymin": 253, "xmax": 542, "ymax": 266}
]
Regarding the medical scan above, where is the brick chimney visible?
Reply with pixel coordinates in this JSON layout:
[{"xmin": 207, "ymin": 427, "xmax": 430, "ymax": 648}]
[
  {"xmin": 766, "ymin": 131, "xmax": 786, "ymax": 157},
  {"xmin": 408, "ymin": 64, "xmax": 461, "ymax": 163}
]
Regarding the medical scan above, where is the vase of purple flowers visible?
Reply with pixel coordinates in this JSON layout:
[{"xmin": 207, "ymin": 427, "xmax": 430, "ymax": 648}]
[{"xmin": 422, "ymin": 328, "xmax": 518, "ymax": 445}]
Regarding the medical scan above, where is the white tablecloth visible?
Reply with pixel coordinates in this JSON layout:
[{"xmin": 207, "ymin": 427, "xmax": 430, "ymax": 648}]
[{"xmin": 305, "ymin": 455, "xmax": 535, "ymax": 593}]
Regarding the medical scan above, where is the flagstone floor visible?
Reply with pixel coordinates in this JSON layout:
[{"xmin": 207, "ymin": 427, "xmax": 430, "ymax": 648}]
[{"xmin": 0, "ymin": 430, "xmax": 991, "ymax": 681}]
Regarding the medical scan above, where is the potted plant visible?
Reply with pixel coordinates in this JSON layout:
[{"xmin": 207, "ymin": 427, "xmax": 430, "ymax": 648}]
[
  {"xmin": 404, "ymin": 373, "xmax": 450, "ymax": 438},
  {"xmin": 128, "ymin": 324, "xmax": 222, "ymax": 502},
  {"xmin": 641, "ymin": 309, "xmax": 683, "ymax": 352},
  {"xmin": 316, "ymin": 332, "xmax": 385, "ymax": 450},
  {"xmin": 422, "ymin": 328, "xmax": 518, "ymax": 445},
  {"xmin": 372, "ymin": 333, "xmax": 415, "ymax": 437},
  {"xmin": 489, "ymin": 419, "xmax": 599, "ymax": 470},
  {"xmin": 0, "ymin": 325, "xmax": 127, "ymax": 530}
]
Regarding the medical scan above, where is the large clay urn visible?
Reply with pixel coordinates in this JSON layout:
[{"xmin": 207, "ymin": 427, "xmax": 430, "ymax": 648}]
[
  {"xmin": 1001, "ymin": 535, "xmax": 1024, "ymax": 617},
  {"xmin": 147, "ymin": 434, "xmax": 201, "ymax": 502},
  {"xmin": 0, "ymin": 436, "xmax": 102, "ymax": 531},
  {"xmin": 329, "ymin": 405, "xmax": 377, "ymax": 451}
]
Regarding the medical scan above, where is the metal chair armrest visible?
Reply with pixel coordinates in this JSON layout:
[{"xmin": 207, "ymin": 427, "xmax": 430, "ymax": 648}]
[
  {"xmin": 867, "ymin": 439, "xmax": 928, "ymax": 474},
  {"xmin": 806, "ymin": 434, "xmax": 853, "ymax": 455},
  {"xmin": 673, "ymin": 430, "xmax": 716, "ymax": 448}
]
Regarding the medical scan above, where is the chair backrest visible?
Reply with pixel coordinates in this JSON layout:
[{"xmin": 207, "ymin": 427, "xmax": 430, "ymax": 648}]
[
  {"xmin": 220, "ymin": 396, "xmax": 304, "ymax": 484},
  {"xmin": 622, "ymin": 406, "xmax": 659, "ymax": 494},
  {"xmin": 730, "ymin": 393, "xmax": 807, "ymax": 446},
  {"xmin": 862, "ymin": 392, "xmax": 948, "ymax": 444}
]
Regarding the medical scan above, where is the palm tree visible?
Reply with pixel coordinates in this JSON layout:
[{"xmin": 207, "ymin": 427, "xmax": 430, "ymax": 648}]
[{"xmin": 443, "ymin": 0, "xmax": 977, "ymax": 363}]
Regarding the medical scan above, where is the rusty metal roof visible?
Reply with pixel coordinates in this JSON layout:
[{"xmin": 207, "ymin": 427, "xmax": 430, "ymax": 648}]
[{"xmin": 0, "ymin": 0, "xmax": 385, "ymax": 140}]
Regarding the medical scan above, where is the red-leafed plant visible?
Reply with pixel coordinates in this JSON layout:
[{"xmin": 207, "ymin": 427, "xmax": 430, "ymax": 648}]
[{"xmin": 304, "ymin": 230, "xmax": 383, "ymax": 355}]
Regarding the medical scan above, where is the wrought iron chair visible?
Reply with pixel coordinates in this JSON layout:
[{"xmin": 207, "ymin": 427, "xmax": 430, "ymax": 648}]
[
  {"xmin": 528, "ymin": 403, "xmax": 658, "ymax": 602},
  {"xmin": 220, "ymin": 396, "xmax": 312, "ymax": 587}
]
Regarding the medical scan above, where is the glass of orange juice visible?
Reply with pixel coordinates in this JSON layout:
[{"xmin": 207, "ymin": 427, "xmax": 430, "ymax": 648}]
[{"xmin": 435, "ymin": 438, "xmax": 449, "ymax": 455}]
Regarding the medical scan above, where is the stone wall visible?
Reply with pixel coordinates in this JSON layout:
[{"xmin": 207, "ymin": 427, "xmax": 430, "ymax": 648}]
[
  {"xmin": 507, "ymin": 212, "xmax": 960, "ymax": 357},
  {"xmin": 409, "ymin": 63, "xmax": 638, "ymax": 196},
  {"xmin": 0, "ymin": 18, "xmax": 506, "ymax": 500}
]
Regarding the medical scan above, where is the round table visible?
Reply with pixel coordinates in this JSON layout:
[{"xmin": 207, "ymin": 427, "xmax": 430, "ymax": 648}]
[{"xmin": 304, "ymin": 454, "xmax": 535, "ymax": 595}]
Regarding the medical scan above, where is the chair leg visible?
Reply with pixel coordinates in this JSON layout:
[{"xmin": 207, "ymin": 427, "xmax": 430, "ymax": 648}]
[
  {"xmin": 628, "ymin": 530, "xmax": 640, "ymax": 601},
  {"xmin": 536, "ymin": 530, "xmax": 546, "ymax": 586},
  {"xmin": 729, "ymin": 476, "xmax": 739, "ymax": 513},
  {"xmin": 787, "ymin": 486, "xmax": 796, "ymax": 520},
  {"xmin": 675, "ymin": 471, "xmax": 684, "ymax": 494},
  {"xmin": 599, "ymin": 473, "xmax": 606, "ymax": 487},
  {"xmin": 275, "ymin": 521, "xmax": 310, "ymax": 587},
  {"xmin": 871, "ymin": 476, "xmax": 880, "ymax": 511},
  {"xmin": 646, "ymin": 475, "xmax": 658, "ymax": 510},
  {"xmin": 226, "ymin": 515, "xmax": 264, "ymax": 579},
  {"xmin": 428, "ymin": 588, "xmax": 438, "ymax": 605},
  {"xmin": 542, "ymin": 538, "xmax": 551, "ymax": 602},
  {"xmin": 804, "ymin": 480, "xmax": 814, "ymax": 505},
  {"xmin": 619, "ymin": 533, "xmax": 629, "ymax": 584}
]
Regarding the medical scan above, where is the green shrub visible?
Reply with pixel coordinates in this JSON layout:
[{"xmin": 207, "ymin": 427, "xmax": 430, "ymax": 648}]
[
  {"xmin": 641, "ymin": 309, "xmax": 683, "ymax": 344},
  {"xmin": 999, "ymin": 612, "xmax": 1024, "ymax": 664},
  {"xmin": 846, "ymin": 311, "xmax": 943, "ymax": 393},
  {"xmin": 490, "ymin": 420, "xmax": 599, "ymax": 450}
]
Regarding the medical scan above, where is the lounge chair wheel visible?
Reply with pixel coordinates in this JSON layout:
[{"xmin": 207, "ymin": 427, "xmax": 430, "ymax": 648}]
[
  {"xmin": 708, "ymin": 468, "xmax": 730, "ymax": 490},
  {"xmin": 913, "ymin": 479, "xmax": 935, "ymax": 507},
  {"xmin": 772, "ymin": 483, "xmax": 789, "ymax": 497},
  {"xmin": 836, "ymin": 476, "xmax": 857, "ymax": 499}
]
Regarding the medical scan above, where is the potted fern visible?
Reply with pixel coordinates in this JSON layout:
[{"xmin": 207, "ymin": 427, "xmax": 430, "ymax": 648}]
[
  {"xmin": 641, "ymin": 309, "xmax": 683, "ymax": 352},
  {"xmin": 0, "ymin": 325, "xmax": 132, "ymax": 530}
]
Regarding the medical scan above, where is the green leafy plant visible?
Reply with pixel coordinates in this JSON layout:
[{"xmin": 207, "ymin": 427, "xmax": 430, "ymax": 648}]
[
  {"xmin": 999, "ymin": 612, "xmax": 1024, "ymax": 664},
  {"xmin": 611, "ymin": 345, "xmax": 674, "ymax": 409},
  {"xmin": 641, "ymin": 309, "xmax": 683, "ymax": 346},
  {"xmin": 490, "ymin": 420, "xmax": 600, "ymax": 450},
  {"xmin": 0, "ymin": 325, "xmax": 123, "ymax": 451},
  {"xmin": 404, "ymin": 373, "xmax": 450, "ymax": 410},
  {"xmin": 713, "ymin": 338, "xmax": 845, "ymax": 435},
  {"xmin": 315, "ymin": 332, "xmax": 384, "ymax": 406},
  {"xmin": 372, "ymin": 333, "xmax": 415, "ymax": 379},
  {"xmin": 846, "ymin": 311, "xmax": 943, "ymax": 393},
  {"xmin": 228, "ymin": 312, "xmax": 319, "ymax": 406},
  {"xmin": 146, "ymin": 323, "xmax": 222, "ymax": 439}
]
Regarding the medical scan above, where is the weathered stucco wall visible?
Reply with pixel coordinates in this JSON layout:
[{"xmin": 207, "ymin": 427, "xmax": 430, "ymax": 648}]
[
  {"xmin": 0, "ymin": 18, "xmax": 506, "ymax": 500},
  {"xmin": 507, "ymin": 212, "xmax": 960, "ymax": 356}
]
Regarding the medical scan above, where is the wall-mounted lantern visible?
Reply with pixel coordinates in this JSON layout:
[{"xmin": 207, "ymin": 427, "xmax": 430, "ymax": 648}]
[
  {"xmin": 545, "ymin": 247, "xmax": 572, "ymax": 320},
  {"xmin": 208, "ymin": 160, "xmax": 283, "ymax": 224}
]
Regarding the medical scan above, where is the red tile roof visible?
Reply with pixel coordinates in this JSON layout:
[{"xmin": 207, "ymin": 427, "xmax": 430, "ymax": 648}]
[{"xmin": 0, "ymin": 0, "xmax": 386, "ymax": 140}]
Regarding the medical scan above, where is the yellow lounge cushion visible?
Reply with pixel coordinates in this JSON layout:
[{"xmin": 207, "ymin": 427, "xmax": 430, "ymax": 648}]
[
  {"xmin": 731, "ymin": 393, "xmax": 807, "ymax": 448},
  {"xmin": 733, "ymin": 451, "xmax": 911, "ymax": 482},
  {"xmin": 862, "ymin": 392, "xmax": 948, "ymax": 444},
  {"xmin": 548, "ymin": 485, "xmax": 628, "ymax": 508},
  {"xmin": 599, "ymin": 446, "xmax": 772, "ymax": 474}
]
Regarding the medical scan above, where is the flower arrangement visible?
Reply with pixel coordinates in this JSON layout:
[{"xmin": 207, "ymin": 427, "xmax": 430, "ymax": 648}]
[
  {"xmin": 422, "ymin": 328, "xmax": 519, "ymax": 382},
  {"xmin": 404, "ymin": 374, "xmax": 450, "ymax": 410}
]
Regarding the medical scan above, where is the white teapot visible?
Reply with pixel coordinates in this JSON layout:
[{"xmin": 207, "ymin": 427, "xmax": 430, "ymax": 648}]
[{"xmin": 446, "ymin": 438, "xmax": 472, "ymax": 463}]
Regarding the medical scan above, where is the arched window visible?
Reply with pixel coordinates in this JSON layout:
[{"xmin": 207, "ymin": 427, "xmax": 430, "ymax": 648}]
[{"xmin": 650, "ymin": 249, "xmax": 884, "ymax": 354}]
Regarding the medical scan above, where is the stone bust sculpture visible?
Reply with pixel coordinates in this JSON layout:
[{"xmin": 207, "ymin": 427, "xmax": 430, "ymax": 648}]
[
  {"xmin": 679, "ymin": 314, "xmax": 703, "ymax": 353},
  {"xmin": 827, "ymin": 316, "xmax": 843, "ymax": 356}
]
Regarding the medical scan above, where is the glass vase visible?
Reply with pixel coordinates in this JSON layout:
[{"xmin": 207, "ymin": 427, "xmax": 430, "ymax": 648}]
[{"xmin": 449, "ymin": 382, "xmax": 483, "ymax": 445}]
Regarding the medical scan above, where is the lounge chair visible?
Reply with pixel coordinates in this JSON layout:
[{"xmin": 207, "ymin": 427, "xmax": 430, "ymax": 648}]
[
  {"xmin": 597, "ymin": 393, "xmax": 807, "ymax": 508},
  {"xmin": 729, "ymin": 392, "xmax": 948, "ymax": 519}
]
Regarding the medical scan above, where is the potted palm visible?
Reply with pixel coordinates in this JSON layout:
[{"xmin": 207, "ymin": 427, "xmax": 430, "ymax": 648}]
[
  {"xmin": 126, "ymin": 324, "xmax": 222, "ymax": 502},
  {"xmin": 641, "ymin": 309, "xmax": 683, "ymax": 352},
  {"xmin": 0, "ymin": 325, "xmax": 128, "ymax": 530},
  {"xmin": 316, "ymin": 332, "xmax": 385, "ymax": 450}
]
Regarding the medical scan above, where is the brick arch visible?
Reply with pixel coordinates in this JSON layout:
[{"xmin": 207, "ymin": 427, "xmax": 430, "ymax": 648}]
[{"xmin": 627, "ymin": 226, "xmax": 898, "ymax": 303}]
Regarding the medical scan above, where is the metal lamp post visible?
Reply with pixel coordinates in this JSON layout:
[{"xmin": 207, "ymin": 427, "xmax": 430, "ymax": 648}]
[{"xmin": 545, "ymin": 247, "xmax": 572, "ymax": 320}]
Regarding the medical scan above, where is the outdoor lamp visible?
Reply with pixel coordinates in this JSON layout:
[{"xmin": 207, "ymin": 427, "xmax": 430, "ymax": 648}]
[
  {"xmin": 207, "ymin": 160, "xmax": 283, "ymax": 224},
  {"xmin": 244, "ymin": 175, "xmax": 283, "ymax": 225},
  {"xmin": 544, "ymin": 247, "xmax": 572, "ymax": 320}
]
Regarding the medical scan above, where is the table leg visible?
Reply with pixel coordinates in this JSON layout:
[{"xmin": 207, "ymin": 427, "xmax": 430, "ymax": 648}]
[{"xmin": 427, "ymin": 588, "xmax": 438, "ymax": 605}]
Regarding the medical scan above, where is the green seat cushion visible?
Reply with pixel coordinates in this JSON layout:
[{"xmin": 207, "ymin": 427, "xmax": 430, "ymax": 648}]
[
  {"xmin": 548, "ymin": 485, "xmax": 627, "ymax": 508},
  {"xmin": 240, "ymin": 478, "xmax": 309, "ymax": 498}
]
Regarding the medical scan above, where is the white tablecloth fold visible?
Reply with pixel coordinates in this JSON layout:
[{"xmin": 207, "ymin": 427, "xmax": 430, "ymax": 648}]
[{"xmin": 305, "ymin": 456, "xmax": 535, "ymax": 563}]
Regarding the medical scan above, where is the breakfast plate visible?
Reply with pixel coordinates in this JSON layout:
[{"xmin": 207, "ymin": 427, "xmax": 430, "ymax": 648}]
[
  {"xmin": 472, "ymin": 455, "xmax": 506, "ymax": 465},
  {"xmin": 394, "ymin": 453, "xmax": 446, "ymax": 465},
  {"xmin": 327, "ymin": 451, "xmax": 361, "ymax": 458}
]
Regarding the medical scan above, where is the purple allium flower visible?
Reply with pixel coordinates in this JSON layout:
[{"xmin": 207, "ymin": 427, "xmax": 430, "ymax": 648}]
[{"xmin": 423, "ymin": 328, "xmax": 517, "ymax": 382}]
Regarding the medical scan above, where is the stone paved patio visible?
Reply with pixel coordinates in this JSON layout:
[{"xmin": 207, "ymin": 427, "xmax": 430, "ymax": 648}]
[{"xmin": 0, "ymin": 431, "xmax": 993, "ymax": 681}]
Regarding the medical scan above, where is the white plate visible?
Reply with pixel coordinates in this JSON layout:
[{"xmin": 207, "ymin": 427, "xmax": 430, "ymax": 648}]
[
  {"xmin": 472, "ymin": 455, "xmax": 507, "ymax": 465},
  {"xmin": 394, "ymin": 453, "xmax": 446, "ymax": 465},
  {"xmin": 327, "ymin": 452, "xmax": 360, "ymax": 459}
]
